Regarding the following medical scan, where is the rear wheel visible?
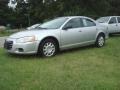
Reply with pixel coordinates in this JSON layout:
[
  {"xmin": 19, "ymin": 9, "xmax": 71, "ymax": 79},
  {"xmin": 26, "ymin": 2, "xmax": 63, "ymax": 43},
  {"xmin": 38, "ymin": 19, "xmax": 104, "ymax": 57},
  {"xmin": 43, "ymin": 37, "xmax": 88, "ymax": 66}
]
[
  {"xmin": 96, "ymin": 34, "xmax": 105, "ymax": 47},
  {"xmin": 38, "ymin": 39, "xmax": 58, "ymax": 57}
]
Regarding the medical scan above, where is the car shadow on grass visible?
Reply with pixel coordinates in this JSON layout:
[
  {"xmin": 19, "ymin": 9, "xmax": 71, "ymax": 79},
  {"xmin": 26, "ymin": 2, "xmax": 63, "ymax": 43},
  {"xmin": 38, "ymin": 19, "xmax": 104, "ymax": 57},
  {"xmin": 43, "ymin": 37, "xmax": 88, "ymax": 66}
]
[
  {"xmin": 6, "ymin": 53, "xmax": 39, "ymax": 60},
  {"xmin": 57, "ymin": 45, "xmax": 96, "ymax": 56},
  {"xmin": 109, "ymin": 34, "xmax": 120, "ymax": 38}
]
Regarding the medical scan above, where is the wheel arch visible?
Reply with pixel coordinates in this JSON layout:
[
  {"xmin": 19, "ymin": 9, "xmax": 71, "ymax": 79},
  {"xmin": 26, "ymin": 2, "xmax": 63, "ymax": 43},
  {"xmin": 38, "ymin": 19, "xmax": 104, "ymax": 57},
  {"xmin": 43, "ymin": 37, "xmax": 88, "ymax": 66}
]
[
  {"xmin": 96, "ymin": 32, "xmax": 106, "ymax": 39},
  {"xmin": 38, "ymin": 36, "xmax": 60, "ymax": 52},
  {"xmin": 95, "ymin": 32, "xmax": 106, "ymax": 47}
]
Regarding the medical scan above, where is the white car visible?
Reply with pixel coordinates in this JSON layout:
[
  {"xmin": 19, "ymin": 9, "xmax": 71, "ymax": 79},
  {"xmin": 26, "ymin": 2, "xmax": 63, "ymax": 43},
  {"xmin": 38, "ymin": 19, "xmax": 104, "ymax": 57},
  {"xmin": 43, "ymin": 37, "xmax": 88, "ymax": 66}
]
[
  {"xmin": 96, "ymin": 16, "xmax": 120, "ymax": 34},
  {"xmin": 0, "ymin": 26, "xmax": 6, "ymax": 30},
  {"xmin": 27, "ymin": 24, "xmax": 41, "ymax": 30}
]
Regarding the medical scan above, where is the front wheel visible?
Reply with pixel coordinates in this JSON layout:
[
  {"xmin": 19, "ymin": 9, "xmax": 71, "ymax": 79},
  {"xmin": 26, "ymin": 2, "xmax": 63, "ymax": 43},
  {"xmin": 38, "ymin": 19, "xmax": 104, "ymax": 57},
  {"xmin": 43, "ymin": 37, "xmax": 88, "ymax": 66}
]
[
  {"xmin": 95, "ymin": 34, "xmax": 105, "ymax": 47},
  {"xmin": 38, "ymin": 39, "xmax": 58, "ymax": 57}
]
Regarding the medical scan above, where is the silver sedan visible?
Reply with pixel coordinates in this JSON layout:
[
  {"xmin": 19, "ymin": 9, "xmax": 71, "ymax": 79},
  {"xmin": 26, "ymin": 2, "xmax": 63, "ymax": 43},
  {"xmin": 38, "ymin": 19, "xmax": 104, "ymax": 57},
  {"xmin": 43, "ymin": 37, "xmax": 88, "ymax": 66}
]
[
  {"xmin": 4, "ymin": 16, "xmax": 108, "ymax": 57},
  {"xmin": 96, "ymin": 16, "xmax": 120, "ymax": 34}
]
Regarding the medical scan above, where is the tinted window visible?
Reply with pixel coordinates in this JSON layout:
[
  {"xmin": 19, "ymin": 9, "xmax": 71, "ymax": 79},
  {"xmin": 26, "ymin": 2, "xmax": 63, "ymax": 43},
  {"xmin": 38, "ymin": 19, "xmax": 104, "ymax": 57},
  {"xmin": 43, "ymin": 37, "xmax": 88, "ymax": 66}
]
[
  {"xmin": 117, "ymin": 17, "xmax": 120, "ymax": 23},
  {"xmin": 83, "ymin": 18, "xmax": 96, "ymax": 27},
  {"xmin": 109, "ymin": 17, "xmax": 117, "ymax": 24},
  {"xmin": 63, "ymin": 18, "xmax": 84, "ymax": 29}
]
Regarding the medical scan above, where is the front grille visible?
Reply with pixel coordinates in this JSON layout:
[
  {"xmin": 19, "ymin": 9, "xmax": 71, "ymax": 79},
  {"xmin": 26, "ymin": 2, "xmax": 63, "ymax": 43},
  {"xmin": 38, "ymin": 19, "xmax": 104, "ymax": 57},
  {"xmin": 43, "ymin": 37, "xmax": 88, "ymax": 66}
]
[{"xmin": 4, "ymin": 41, "xmax": 13, "ymax": 50}]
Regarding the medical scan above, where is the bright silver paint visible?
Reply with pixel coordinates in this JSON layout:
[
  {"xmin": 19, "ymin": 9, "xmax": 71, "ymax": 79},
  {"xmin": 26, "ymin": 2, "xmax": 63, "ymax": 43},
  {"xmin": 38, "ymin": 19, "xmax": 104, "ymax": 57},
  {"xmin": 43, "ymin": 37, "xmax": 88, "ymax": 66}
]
[{"xmin": 4, "ymin": 16, "xmax": 108, "ymax": 54}]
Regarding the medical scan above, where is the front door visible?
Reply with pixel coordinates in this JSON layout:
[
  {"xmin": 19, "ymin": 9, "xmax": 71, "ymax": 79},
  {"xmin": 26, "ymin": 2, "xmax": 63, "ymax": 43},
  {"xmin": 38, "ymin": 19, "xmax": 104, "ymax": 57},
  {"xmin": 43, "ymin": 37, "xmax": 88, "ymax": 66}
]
[
  {"xmin": 60, "ymin": 18, "xmax": 84, "ymax": 48},
  {"xmin": 117, "ymin": 17, "xmax": 120, "ymax": 32},
  {"xmin": 108, "ymin": 17, "xmax": 118, "ymax": 33}
]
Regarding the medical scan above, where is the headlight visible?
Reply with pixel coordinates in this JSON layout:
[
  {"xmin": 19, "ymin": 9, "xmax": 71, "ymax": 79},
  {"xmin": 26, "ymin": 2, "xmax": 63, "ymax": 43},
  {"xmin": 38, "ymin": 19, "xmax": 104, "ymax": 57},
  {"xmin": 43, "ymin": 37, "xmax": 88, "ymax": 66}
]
[{"xmin": 16, "ymin": 36, "xmax": 36, "ymax": 43}]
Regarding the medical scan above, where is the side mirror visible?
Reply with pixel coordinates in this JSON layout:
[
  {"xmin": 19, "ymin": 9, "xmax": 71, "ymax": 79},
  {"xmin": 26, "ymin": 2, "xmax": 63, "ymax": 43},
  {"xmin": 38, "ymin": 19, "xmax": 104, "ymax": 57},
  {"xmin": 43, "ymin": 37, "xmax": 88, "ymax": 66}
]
[{"xmin": 62, "ymin": 26, "xmax": 72, "ymax": 30}]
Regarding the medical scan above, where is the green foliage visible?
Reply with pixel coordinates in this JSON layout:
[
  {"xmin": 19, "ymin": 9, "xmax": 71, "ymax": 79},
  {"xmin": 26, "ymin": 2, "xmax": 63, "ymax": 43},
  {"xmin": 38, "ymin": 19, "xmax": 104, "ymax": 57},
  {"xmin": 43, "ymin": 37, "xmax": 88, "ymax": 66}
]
[
  {"xmin": 0, "ymin": 29, "xmax": 19, "ymax": 37},
  {"xmin": 0, "ymin": 0, "xmax": 120, "ymax": 28}
]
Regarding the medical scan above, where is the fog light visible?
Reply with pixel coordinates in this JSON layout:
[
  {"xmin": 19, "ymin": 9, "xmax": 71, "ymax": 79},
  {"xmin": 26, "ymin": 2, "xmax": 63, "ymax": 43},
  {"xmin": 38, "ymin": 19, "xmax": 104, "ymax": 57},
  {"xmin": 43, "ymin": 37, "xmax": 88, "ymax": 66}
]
[{"xmin": 18, "ymin": 48, "xmax": 24, "ymax": 52}]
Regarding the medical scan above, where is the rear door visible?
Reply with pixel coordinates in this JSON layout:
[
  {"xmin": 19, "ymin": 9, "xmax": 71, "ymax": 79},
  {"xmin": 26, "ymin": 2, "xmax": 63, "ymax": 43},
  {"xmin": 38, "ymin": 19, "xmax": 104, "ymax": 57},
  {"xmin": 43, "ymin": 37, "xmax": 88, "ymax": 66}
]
[{"xmin": 81, "ymin": 18, "xmax": 97, "ymax": 42}]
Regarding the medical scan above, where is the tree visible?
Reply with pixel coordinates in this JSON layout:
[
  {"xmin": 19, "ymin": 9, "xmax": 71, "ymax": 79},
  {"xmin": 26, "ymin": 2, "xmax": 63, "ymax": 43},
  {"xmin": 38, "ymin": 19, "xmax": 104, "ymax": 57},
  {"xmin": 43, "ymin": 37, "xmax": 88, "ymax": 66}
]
[
  {"xmin": 1, "ymin": 0, "xmax": 120, "ymax": 28},
  {"xmin": 0, "ymin": 0, "xmax": 9, "ymax": 25}
]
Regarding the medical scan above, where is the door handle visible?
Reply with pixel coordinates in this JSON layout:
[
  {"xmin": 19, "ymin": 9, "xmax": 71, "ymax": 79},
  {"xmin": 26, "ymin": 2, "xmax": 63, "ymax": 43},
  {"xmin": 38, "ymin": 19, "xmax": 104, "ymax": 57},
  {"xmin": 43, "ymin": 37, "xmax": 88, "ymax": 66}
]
[{"xmin": 79, "ymin": 30, "xmax": 82, "ymax": 32}]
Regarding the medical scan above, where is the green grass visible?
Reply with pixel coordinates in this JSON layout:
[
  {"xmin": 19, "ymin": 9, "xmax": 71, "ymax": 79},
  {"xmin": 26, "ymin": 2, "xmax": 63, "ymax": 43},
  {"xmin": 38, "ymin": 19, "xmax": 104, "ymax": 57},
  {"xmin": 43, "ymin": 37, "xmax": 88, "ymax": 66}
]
[
  {"xmin": 0, "ymin": 31, "xmax": 13, "ymax": 37},
  {"xmin": 0, "ymin": 36, "xmax": 120, "ymax": 90}
]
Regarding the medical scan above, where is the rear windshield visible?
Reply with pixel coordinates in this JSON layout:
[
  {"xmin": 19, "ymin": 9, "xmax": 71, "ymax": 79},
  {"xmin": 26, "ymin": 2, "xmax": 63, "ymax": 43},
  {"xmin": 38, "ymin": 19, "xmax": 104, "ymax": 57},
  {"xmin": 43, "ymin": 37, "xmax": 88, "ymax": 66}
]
[{"xmin": 96, "ymin": 17, "xmax": 110, "ymax": 23}]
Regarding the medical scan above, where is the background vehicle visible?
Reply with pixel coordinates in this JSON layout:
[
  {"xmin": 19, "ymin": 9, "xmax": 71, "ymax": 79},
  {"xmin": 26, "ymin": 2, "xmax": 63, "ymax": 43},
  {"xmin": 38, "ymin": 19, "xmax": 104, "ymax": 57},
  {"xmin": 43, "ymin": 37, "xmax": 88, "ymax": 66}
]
[
  {"xmin": 27, "ymin": 24, "xmax": 41, "ymax": 30},
  {"xmin": 4, "ymin": 16, "xmax": 108, "ymax": 57},
  {"xmin": 0, "ymin": 26, "xmax": 6, "ymax": 31},
  {"xmin": 96, "ymin": 16, "xmax": 120, "ymax": 34}
]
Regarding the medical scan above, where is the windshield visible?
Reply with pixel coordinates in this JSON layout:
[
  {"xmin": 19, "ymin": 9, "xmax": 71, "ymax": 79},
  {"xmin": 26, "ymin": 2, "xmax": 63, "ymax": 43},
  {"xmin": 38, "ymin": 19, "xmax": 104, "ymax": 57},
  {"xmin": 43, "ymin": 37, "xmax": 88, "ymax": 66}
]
[
  {"xmin": 96, "ymin": 17, "xmax": 110, "ymax": 23},
  {"xmin": 38, "ymin": 17, "xmax": 68, "ymax": 29}
]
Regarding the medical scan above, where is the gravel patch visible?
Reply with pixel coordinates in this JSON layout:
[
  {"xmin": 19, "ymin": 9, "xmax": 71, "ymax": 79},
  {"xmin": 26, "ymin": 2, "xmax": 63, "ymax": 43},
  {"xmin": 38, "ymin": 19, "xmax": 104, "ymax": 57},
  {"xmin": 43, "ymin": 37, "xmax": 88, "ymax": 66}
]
[{"xmin": 0, "ymin": 37, "xmax": 7, "ymax": 48}]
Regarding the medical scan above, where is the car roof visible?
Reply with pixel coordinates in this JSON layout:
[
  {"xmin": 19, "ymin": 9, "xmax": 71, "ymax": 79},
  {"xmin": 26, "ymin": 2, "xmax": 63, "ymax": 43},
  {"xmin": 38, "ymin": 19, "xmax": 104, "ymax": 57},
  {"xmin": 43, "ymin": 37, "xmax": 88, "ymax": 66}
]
[
  {"xmin": 60, "ymin": 16, "xmax": 91, "ymax": 19},
  {"xmin": 100, "ymin": 16, "xmax": 120, "ymax": 18}
]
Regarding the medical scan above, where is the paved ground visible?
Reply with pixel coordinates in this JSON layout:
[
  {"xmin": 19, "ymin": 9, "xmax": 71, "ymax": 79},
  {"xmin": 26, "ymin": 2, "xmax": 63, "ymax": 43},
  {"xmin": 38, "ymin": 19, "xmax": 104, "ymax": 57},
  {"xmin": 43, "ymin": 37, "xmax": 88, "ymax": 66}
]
[{"xmin": 0, "ymin": 37, "xmax": 7, "ymax": 48}]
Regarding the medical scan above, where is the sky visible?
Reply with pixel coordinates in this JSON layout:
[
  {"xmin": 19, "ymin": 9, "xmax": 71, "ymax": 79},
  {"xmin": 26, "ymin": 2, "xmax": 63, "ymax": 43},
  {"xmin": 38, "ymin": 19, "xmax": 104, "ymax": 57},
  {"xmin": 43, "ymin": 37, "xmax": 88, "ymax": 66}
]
[
  {"xmin": 8, "ymin": 0, "xmax": 17, "ymax": 9},
  {"xmin": 8, "ymin": 0, "xmax": 28, "ymax": 9},
  {"xmin": 8, "ymin": 0, "xmax": 57, "ymax": 9}
]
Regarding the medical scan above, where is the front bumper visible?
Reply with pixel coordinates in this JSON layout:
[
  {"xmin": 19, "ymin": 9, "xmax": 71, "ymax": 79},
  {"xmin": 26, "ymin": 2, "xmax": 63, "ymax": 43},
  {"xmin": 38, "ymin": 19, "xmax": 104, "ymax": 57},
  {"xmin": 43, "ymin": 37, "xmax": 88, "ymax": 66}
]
[{"xmin": 4, "ymin": 38, "xmax": 40, "ymax": 54}]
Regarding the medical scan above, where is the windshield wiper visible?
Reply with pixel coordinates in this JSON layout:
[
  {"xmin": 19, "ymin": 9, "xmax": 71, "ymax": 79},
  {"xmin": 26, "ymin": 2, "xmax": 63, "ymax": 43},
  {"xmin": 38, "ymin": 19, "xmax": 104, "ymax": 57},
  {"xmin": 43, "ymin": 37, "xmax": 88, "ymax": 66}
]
[{"xmin": 35, "ymin": 27, "xmax": 48, "ymax": 29}]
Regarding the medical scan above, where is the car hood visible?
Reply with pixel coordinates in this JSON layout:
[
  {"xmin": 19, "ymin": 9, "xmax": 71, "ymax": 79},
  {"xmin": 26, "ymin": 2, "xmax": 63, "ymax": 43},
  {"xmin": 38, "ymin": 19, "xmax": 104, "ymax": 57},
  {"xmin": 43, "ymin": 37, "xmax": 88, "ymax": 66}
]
[
  {"xmin": 97, "ymin": 23, "xmax": 108, "ymax": 28},
  {"xmin": 9, "ymin": 29, "xmax": 54, "ymax": 39},
  {"xmin": 98, "ymin": 23, "xmax": 108, "ymax": 26}
]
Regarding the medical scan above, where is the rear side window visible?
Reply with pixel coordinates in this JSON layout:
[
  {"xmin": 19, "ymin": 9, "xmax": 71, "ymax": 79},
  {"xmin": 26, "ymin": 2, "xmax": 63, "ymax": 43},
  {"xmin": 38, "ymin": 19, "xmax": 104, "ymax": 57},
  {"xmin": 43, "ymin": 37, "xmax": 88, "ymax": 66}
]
[
  {"xmin": 82, "ymin": 18, "xmax": 96, "ymax": 27},
  {"xmin": 117, "ymin": 17, "xmax": 120, "ymax": 23},
  {"xmin": 109, "ymin": 17, "xmax": 117, "ymax": 24}
]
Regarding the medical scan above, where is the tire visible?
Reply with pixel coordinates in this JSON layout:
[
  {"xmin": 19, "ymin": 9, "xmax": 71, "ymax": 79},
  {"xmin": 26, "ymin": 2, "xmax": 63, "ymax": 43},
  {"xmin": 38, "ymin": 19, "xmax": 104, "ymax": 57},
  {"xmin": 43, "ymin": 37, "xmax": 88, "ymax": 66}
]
[
  {"xmin": 38, "ymin": 39, "xmax": 58, "ymax": 57},
  {"xmin": 95, "ymin": 34, "xmax": 105, "ymax": 47}
]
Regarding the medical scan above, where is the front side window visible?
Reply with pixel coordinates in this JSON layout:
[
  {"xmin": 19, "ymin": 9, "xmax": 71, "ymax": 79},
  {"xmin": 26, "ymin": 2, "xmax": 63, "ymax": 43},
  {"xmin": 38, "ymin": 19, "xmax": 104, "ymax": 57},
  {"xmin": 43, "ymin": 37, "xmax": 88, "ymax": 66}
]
[
  {"xmin": 83, "ymin": 18, "xmax": 96, "ymax": 27},
  {"xmin": 63, "ymin": 18, "xmax": 84, "ymax": 29},
  {"xmin": 39, "ymin": 17, "xmax": 68, "ymax": 29},
  {"xmin": 109, "ymin": 17, "xmax": 117, "ymax": 24}
]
